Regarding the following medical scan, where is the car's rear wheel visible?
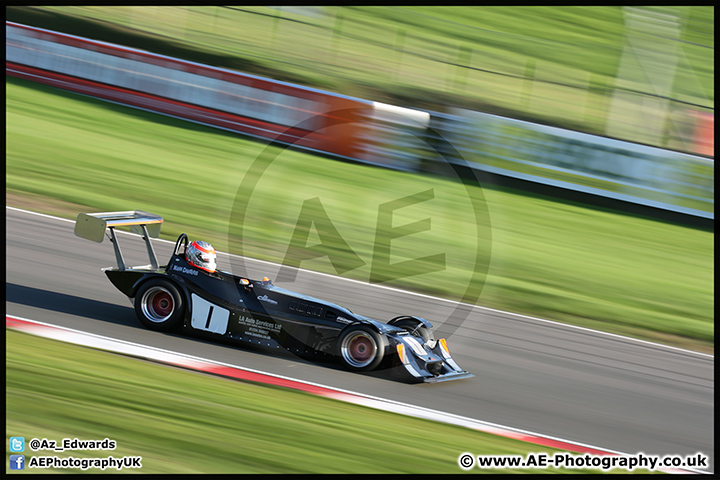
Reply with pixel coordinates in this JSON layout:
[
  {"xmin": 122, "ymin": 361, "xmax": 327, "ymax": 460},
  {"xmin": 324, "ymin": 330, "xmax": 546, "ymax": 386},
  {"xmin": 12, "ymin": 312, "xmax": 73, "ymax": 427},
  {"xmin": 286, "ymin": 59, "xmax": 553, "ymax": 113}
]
[
  {"xmin": 338, "ymin": 325, "xmax": 386, "ymax": 371},
  {"xmin": 134, "ymin": 278, "xmax": 184, "ymax": 332}
]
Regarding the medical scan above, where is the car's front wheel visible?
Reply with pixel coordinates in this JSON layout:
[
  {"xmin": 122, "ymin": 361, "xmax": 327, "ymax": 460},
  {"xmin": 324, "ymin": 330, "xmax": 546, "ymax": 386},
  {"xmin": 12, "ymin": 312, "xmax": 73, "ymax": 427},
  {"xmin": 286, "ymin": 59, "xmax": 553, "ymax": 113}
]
[
  {"xmin": 391, "ymin": 317, "xmax": 433, "ymax": 344},
  {"xmin": 338, "ymin": 325, "xmax": 386, "ymax": 371},
  {"xmin": 134, "ymin": 278, "xmax": 184, "ymax": 332}
]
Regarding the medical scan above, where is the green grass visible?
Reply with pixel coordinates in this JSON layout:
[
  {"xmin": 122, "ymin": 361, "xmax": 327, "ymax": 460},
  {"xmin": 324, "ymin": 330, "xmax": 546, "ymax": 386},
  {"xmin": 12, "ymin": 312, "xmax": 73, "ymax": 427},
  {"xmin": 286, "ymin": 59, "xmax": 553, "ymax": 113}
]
[
  {"xmin": 7, "ymin": 330, "xmax": 617, "ymax": 474},
  {"xmin": 5, "ymin": 76, "xmax": 713, "ymax": 352},
  {"xmin": 7, "ymin": 5, "xmax": 713, "ymax": 149}
]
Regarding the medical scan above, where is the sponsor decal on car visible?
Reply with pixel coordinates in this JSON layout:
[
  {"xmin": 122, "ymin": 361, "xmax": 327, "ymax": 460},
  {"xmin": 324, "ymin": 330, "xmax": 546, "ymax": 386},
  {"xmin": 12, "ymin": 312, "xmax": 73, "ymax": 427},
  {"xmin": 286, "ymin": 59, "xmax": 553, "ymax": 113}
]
[
  {"xmin": 237, "ymin": 314, "xmax": 281, "ymax": 339},
  {"xmin": 257, "ymin": 294, "xmax": 278, "ymax": 305},
  {"xmin": 172, "ymin": 264, "xmax": 199, "ymax": 276}
]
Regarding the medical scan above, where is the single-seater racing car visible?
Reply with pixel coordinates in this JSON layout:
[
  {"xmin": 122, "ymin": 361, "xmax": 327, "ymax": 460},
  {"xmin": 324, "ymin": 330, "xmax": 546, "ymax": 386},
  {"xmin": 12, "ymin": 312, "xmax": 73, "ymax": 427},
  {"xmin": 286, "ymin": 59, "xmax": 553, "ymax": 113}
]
[{"xmin": 74, "ymin": 210, "xmax": 473, "ymax": 383}]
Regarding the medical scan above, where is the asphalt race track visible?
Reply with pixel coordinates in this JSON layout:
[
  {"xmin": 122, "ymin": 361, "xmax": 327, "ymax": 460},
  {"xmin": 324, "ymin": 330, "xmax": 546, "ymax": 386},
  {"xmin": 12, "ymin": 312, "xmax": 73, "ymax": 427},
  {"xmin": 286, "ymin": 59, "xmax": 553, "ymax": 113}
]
[{"xmin": 6, "ymin": 206, "xmax": 714, "ymax": 472}]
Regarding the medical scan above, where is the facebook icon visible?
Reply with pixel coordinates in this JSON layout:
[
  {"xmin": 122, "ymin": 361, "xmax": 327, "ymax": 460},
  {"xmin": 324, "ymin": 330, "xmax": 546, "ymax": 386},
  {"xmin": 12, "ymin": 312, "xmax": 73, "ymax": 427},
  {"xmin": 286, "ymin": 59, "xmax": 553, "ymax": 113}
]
[{"xmin": 10, "ymin": 454, "xmax": 25, "ymax": 470}]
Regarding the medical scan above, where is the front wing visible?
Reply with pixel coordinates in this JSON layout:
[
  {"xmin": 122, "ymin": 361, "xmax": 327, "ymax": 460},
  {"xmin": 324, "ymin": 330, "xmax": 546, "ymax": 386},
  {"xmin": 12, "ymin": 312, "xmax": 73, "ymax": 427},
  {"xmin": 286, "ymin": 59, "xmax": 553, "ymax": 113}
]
[{"xmin": 392, "ymin": 334, "xmax": 473, "ymax": 383}]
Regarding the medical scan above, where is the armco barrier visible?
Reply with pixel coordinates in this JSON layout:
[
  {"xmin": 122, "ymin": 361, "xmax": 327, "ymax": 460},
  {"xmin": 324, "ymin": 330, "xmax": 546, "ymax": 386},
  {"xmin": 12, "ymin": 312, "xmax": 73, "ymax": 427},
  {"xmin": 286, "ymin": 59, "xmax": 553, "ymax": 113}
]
[
  {"xmin": 433, "ymin": 109, "xmax": 715, "ymax": 218},
  {"xmin": 435, "ymin": 110, "xmax": 714, "ymax": 219},
  {"xmin": 6, "ymin": 22, "xmax": 373, "ymax": 161},
  {"xmin": 7, "ymin": 21, "xmax": 434, "ymax": 173},
  {"xmin": 6, "ymin": 21, "xmax": 714, "ymax": 218}
]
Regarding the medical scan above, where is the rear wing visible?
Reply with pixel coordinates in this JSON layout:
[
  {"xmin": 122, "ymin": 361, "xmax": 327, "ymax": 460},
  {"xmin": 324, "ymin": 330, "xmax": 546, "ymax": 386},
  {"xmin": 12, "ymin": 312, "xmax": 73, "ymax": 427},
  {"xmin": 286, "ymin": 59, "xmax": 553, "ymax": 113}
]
[{"xmin": 75, "ymin": 211, "xmax": 163, "ymax": 271}]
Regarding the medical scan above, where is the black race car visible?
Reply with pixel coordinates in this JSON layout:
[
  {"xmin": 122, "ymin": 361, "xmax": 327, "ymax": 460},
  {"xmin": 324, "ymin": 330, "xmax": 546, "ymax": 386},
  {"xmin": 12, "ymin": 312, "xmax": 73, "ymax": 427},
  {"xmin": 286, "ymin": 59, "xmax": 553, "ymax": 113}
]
[{"xmin": 74, "ymin": 211, "xmax": 473, "ymax": 383}]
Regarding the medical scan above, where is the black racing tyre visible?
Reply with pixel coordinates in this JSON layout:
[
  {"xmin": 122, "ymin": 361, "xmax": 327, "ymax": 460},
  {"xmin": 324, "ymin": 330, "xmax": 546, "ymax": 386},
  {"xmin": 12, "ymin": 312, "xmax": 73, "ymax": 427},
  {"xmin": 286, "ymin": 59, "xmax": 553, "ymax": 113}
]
[
  {"xmin": 392, "ymin": 318, "xmax": 433, "ymax": 344},
  {"xmin": 134, "ymin": 278, "xmax": 185, "ymax": 332},
  {"xmin": 338, "ymin": 325, "xmax": 386, "ymax": 372}
]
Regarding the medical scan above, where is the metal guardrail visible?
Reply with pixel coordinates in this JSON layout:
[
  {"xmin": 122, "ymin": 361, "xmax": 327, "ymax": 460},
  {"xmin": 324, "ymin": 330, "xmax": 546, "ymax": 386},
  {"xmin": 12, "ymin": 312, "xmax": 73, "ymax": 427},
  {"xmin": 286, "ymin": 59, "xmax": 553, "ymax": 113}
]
[{"xmin": 428, "ymin": 110, "xmax": 713, "ymax": 219}]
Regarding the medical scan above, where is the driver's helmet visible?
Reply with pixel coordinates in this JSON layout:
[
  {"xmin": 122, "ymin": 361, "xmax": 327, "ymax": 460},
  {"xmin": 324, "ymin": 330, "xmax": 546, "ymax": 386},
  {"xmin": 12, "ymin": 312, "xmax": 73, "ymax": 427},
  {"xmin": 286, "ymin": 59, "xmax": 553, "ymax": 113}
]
[{"xmin": 186, "ymin": 240, "xmax": 217, "ymax": 273}]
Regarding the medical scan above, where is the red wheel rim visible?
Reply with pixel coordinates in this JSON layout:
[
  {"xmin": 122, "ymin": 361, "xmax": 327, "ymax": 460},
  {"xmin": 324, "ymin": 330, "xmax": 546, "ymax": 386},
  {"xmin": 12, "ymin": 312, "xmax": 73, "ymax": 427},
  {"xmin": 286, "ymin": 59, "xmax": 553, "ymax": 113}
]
[
  {"xmin": 141, "ymin": 286, "xmax": 176, "ymax": 322},
  {"xmin": 348, "ymin": 335, "xmax": 375, "ymax": 363},
  {"xmin": 151, "ymin": 291, "xmax": 174, "ymax": 317}
]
